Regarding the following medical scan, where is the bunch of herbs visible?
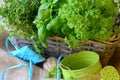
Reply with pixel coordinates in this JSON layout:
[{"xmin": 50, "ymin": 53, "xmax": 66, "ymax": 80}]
[
  {"xmin": 0, "ymin": 0, "xmax": 43, "ymax": 54},
  {"xmin": 34, "ymin": 0, "xmax": 119, "ymax": 48}
]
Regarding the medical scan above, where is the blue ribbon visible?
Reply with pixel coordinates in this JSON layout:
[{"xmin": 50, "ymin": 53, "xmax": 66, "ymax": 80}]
[
  {"xmin": 1, "ymin": 38, "xmax": 45, "ymax": 80},
  {"xmin": 1, "ymin": 64, "xmax": 27, "ymax": 80},
  {"xmin": 57, "ymin": 54, "xmax": 67, "ymax": 80}
]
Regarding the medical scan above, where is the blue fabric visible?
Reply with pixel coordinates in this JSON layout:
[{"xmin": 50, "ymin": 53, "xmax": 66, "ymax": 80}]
[
  {"xmin": 1, "ymin": 38, "xmax": 45, "ymax": 80},
  {"xmin": 57, "ymin": 54, "xmax": 67, "ymax": 80}
]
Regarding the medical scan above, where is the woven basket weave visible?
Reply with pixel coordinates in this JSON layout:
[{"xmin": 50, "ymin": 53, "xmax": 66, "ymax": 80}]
[{"xmin": 44, "ymin": 35, "xmax": 120, "ymax": 66}]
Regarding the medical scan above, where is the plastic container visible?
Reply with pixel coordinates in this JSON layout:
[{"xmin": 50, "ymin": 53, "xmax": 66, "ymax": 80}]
[{"xmin": 60, "ymin": 51, "xmax": 102, "ymax": 80}]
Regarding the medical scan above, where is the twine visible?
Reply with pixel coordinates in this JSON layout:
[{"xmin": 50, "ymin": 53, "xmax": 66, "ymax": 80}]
[
  {"xmin": 57, "ymin": 54, "xmax": 67, "ymax": 80},
  {"xmin": 1, "ymin": 38, "xmax": 45, "ymax": 80},
  {"xmin": 6, "ymin": 38, "xmax": 45, "ymax": 64}
]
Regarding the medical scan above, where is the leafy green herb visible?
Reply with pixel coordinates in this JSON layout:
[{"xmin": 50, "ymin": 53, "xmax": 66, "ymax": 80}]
[
  {"xmin": 0, "ymin": 0, "xmax": 40, "ymax": 37},
  {"xmin": 34, "ymin": 0, "xmax": 119, "ymax": 48},
  {"xmin": 37, "ymin": 22, "xmax": 48, "ymax": 48},
  {"xmin": 45, "ymin": 66, "xmax": 58, "ymax": 78},
  {"xmin": 34, "ymin": 0, "xmax": 65, "ymax": 47},
  {"xmin": 0, "ymin": 0, "xmax": 44, "ymax": 54},
  {"xmin": 59, "ymin": 0, "xmax": 118, "ymax": 41}
]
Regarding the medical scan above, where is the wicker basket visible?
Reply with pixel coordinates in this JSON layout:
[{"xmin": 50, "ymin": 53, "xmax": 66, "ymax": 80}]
[{"xmin": 44, "ymin": 35, "xmax": 120, "ymax": 66}]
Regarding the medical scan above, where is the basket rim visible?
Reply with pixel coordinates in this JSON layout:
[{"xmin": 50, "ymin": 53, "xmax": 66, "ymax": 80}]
[{"xmin": 47, "ymin": 34, "xmax": 120, "ymax": 45}]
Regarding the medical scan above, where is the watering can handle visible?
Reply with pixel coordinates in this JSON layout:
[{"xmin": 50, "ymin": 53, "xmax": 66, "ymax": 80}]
[{"xmin": 57, "ymin": 54, "xmax": 67, "ymax": 80}]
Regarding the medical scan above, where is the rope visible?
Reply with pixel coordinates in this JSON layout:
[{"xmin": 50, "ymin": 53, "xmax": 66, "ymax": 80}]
[
  {"xmin": 1, "ymin": 38, "xmax": 45, "ymax": 80},
  {"xmin": 57, "ymin": 54, "xmax": 67, "ymax": 80},
  {"xmin": 1, "ymin": 64, "xmax": 28, "ymax": 80}
]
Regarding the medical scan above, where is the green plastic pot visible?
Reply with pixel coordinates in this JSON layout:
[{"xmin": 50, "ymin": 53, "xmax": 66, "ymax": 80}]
[{"xmin": 60, "ymin": 51, "xmax": 102, "ymax": 80}]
